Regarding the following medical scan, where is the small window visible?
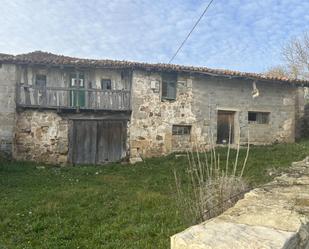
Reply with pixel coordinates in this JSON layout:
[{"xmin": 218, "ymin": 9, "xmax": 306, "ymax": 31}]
[
  {"xmin": 88, "ymin": 81, "xmax": 93, "ymax": 88},
  {"xmin": 162, "ymin": 73, "xmax": 177, "ymax": 100},
  {"xmin": 248, "ymin": 112, "xmax": 270, "ymax": 124},
  {"xmin": 172, "ymin": 125, "xmax": 191, "ymax": 135},
  {"xmin": 101, "ymin": 79, "xmax": 112, "ymax": 90},
  {"xmin": 35, "ymin": 74, "xmax": 46, "ymax": 87},
  {"xmin": 70, "ymin": 72, "xmax": 84, "ymax": 87}
]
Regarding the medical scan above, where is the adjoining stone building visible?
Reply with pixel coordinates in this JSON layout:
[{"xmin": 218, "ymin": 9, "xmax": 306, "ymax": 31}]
[{"xmin": 0, "ymin": 51, "xmax": 308, "ymax": 165}]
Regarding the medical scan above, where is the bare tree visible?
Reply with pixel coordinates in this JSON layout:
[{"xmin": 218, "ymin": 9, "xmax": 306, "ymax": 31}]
[
  {"xmin": 264, "ymin": 32, "xmax": 309, "ymax": 80},
  {"xmin": 283, "ymin": 32, "xmax": 309, "ymax": 80},
  {"xmin": 264, "ymin": 65, "xmax": 289, "ymax": 78}
]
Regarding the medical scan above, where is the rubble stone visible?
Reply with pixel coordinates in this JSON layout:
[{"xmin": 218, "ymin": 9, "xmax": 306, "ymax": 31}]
[
  {"xmin": 14, "ymin": 110, "xmax": 68, "ymax": 165},
  {"xmin": 171, "ymin": 157, "xmax": 309, "ymax": 249}
]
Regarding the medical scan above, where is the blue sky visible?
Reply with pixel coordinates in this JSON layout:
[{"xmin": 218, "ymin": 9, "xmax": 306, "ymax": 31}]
[{"xmin": 0, "ymin": 0, "xmax": 309, "ymax": 72}]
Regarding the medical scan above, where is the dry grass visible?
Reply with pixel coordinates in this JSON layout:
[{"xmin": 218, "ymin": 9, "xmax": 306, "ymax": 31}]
[{"xmin": 174, "ymin": 128, "xmax": 250, "ymax": 224}]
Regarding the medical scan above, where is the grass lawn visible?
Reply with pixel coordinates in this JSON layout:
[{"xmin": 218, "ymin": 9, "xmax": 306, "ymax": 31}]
[{"xmin": 1, "ymin": 141, "xmax": 309, "ymax": 249}]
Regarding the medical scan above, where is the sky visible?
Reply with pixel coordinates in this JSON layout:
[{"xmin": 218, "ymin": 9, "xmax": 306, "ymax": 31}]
[{"xmin": 0, "ymin": 0, "xmax": 309, "ymax": 73}]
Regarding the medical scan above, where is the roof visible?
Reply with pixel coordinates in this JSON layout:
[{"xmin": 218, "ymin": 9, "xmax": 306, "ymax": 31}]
[{"xmin": 1, "ymin": 51, "xmax": 308, "ymax": 86}]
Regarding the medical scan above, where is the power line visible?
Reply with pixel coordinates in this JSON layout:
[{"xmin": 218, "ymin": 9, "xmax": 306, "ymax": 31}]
[{"xmin": 168, "ymin": 0, "xmax": 215, "ymax": 64}]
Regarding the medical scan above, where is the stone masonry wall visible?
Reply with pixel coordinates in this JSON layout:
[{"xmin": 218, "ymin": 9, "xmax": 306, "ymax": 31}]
[
  {"xmin": 14, "ymin": 110, "xmax": 68, "ymax": 164},
  {"xmin": 129, "ymin": 71, "xmax": 299, "ymax": 162},
  {"xmin": 0, "ymin": 63, "xmax": 16, "ymax": 157},
  {"xmin": 171, "ymin": 157, "xmax": 309, "ymax": 249},
  {"xmin": 193, "ymin": 76, "xmax": 297, "ymax": 145},
  {"xmin": 129, "ymin": 70, "xmax": 207, "ymax": 162},
  {"xmin": 1, "ymin": 63, "xmax": 302, "ymax": 163},
  {"xmin": 294, "ymin": 87, "xmax": 305, "ymax": 140}
]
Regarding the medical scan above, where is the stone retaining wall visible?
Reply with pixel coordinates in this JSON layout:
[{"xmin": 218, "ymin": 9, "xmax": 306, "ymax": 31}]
[{"xmin": 171, "ymin": 158, "xmax": 309, "ymax": 249}]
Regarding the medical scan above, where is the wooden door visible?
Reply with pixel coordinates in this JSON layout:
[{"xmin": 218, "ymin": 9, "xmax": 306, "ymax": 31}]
[
  {"xmin": 217, "ymin": 111, "xmax": 235, "ymax": 144},
  {"xmin": 71, "ymin": 120, "xmax": 127, "ymax": 165},
  {"xmin": 96, "ymin": 121, "xmax": 126, "ymax": 164},
  {"xmin": 70, "ymin": 72, "xmax": 85, "ymax": 107},
  {"xmin": 72, "ymin": 120, "xmax": 97, "ymax": 164}
]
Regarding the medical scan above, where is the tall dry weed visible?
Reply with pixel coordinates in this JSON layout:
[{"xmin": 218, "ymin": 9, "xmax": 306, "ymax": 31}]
[{"xmin": 174, "ymin": 127, "xmax": 250, "ymax": 224}]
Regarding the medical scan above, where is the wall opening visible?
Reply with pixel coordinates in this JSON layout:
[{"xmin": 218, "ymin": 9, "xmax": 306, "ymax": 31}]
[
  {"xmin": 217, "ymin": 110, "xmax": 235, "ymax": 144},
  {"xmin": 101, "ymin": 79, "xmax": 112, "ymax": 90},
  {"xmin": 70, "ymin": 72, "xmax": 85, "ymax": 107},
  {"xmin": 172, "ymin": 125, "xmax": 192, "ymax": 151},
  {"xmin": 70, "ymin": 120, "xmax": 127, "ymax": 164},
  {"xmin": 162, "ymin": 72, "xmax": 177, "ymax": 101},
  {"xmin": 248, "ymin": 111, "xmax": 270, "ymax": 124}
]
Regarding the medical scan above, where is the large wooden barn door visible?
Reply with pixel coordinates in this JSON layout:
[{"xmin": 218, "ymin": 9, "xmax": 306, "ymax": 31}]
[
  {"xmin": 71, "ymin": 120, "xmax": 126, "ymax": 165},
  {"xmin": 217, "ymin": 111, "xmax": 235, "ymax": 144},
  {"xmin": 96, "ymin": 121, "xmax": 126, "ymax": 164},
  {"xmin": 72, "ymin": 120, "xmax": 97, "ymax": 164}
]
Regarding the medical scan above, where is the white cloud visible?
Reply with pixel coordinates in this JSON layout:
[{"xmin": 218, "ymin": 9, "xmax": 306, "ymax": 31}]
[{"xmin": 0, "ymin": 0, "xmax": 309, "ymax": 72}]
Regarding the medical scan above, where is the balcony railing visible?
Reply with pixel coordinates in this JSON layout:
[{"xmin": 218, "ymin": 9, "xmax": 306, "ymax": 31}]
[{"xmin": 16, "ymin": 84, "xmax": 131, "ymax": 111}]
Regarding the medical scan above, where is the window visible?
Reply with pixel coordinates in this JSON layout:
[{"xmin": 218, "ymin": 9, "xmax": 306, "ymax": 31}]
[
  {"xmin": 172, "ymin": 125, "xmax": 191, "ymax": 135},
  {"xmin": 101, "ymin": 79, "xmax": 112, "ymax": 90},
  {"xmin": 70, "ymin": 72, "xmax": 84, "ymax": 87},
  {"xmin": 70, "ymin": 72, "xmax": 85, "ymax": 107},
  {"xmin": 35, "ymin": 74, "xmax": 46, "ymax": 87},
  {"xmin": 162, "ymin": 73, "xmax": 177, "ymax": 100},
  {"xmin": 248, "ymin": 112, "xmax": 270, "ymax": 124}
]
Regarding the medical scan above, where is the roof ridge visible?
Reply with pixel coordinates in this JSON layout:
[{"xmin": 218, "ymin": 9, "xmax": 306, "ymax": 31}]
[{"xmin": 0, "ymin": 50, "xmax": 307, "ymax": 85}]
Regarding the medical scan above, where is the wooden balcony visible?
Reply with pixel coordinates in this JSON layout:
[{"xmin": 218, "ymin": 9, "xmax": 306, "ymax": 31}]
[{"xmin": 16, "ymin": 84, "xmax": 131, "ymax": 111}]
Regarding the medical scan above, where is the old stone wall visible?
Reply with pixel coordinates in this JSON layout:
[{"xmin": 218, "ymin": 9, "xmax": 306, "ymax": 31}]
[
  {"xmin": 171, "ymin": 157, "xmax": 309, "ymax": 249},
  {"xmin": 294, "ymin": 87, "xmax": 309, "ymax": 139},
  {"xmin": 1, "ymin": 62, "xmax": 303, "ymax": 163},
  {"xmin": 193, "ymin": 76, "xmax": 297, "ymax": 145},
  {"xmin": 0, "ymin": 63, "xmax": 16, "ymax": 156},
  {"xmin": 129, "ymin": 71, "xmax": 299, "ymax": 162},
  {"xmin": 129, "ymin": 70, "xmax": 205, "ymax": 162},
  {"xmin": 294, "ymin": 87, "xmax": 305, "ymax": 140},
  {"xmin": 302, "ymin": 103, "xmax": 309, "ymax": 138},
  {"xmin": 14, "ymin": 110, "xmax": 69, "ymax": 164}
]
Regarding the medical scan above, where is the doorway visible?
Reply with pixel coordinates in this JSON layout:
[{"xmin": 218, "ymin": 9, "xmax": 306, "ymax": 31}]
[
  {"xmin": 70, "ymin": 72, "xmax": 85, "ymax": 107},
  {"xmin": 70, "ymin": 120, "xmax": 127, "ymax": 164},
  {"xmin": 217, "ymin": 110, "xmax": 235, "ymax": 144}
]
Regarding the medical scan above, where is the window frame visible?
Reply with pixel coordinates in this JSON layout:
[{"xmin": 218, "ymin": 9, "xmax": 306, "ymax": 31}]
[
  {"xmin": 70, "ymin": 72, "xmax": 84, "ymax": 88},
  {"xmin": 35, "ymin": 74, "xmax": 47, "ymax": 87},
  {"xmin": 172, "ymin": 125, "xmax": 192, "ymax": 135},
  {"xmin": 101, "ymin": 79, "xmax": 112, "ymax": 90},
  {"xmin": 162, "ymin": 73, "xmax": 177, "ymax": 101},
  {"xmin": 248, "ymin": 111, "xmax": 270, "ymax": 124}
]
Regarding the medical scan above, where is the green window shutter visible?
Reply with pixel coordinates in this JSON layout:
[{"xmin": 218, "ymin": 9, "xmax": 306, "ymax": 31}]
[
  {"xmin": 167, "ymin": 81, "xmax": 176, "ymax": 99},
  {"xmin": 162, "ymin": 81, "xmax": 168, "ymax": 98},
  {"xmin": 70, "ymin": 72, "xmax": 85, "ymax": 107},
  {"xmin": 162, "ymin": 73, "xmax": 177, "ymax": 100}
]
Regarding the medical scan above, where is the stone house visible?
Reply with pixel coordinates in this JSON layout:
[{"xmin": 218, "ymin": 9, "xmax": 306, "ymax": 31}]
[{"xmin": 0, "ymin": 51, "xmax": 308, "ymax": 165}]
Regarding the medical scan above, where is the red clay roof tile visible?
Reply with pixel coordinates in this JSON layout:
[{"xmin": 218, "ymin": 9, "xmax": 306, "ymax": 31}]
[{"xmin": 0, "ymin": 51, "xmax": 308, "ymax": 85}]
